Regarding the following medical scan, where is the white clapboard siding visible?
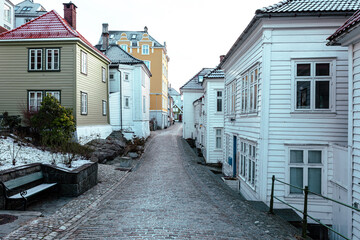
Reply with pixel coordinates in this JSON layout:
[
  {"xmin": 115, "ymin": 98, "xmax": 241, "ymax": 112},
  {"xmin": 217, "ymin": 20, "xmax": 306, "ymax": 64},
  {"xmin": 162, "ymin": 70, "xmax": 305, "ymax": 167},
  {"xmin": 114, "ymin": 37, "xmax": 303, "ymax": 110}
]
[
  {"xmin": 352, "ymin": 41, "xmax": 360, "ymax": 240},
  {"xmin": 182, "ymin": 91, "xmax": 204, "ymax": 139},
  {"xmin": 221, "ymin": 16, "xmax": 350, "ymax": 221},
  {"xmin": 203, "ymin": 80, "xmax": 224, "ymax": 164}
]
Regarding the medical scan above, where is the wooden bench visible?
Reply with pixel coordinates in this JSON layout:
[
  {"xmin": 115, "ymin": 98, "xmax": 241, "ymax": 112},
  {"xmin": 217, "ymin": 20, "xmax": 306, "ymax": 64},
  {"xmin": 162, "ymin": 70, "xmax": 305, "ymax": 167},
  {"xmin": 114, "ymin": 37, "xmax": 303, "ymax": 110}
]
[{"xmin": 0, "ymin": 172, "xmax": 57, "ymax": 210}]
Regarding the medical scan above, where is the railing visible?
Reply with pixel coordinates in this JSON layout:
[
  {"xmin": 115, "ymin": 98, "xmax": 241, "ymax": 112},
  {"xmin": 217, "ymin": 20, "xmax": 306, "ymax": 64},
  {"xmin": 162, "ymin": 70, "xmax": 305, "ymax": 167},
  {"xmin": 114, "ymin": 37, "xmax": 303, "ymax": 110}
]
[{"xmin": 269, "ymin": 175, "xmax": 360, "ymax": 239}]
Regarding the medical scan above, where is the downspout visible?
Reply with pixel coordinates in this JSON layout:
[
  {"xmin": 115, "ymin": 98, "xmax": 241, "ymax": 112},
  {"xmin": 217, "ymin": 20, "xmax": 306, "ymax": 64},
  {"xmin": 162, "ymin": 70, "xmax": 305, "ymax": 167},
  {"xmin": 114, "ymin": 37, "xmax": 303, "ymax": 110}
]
[{"xmin": 119, "ymin": 69, "xmax": 123, "ymax": 130}]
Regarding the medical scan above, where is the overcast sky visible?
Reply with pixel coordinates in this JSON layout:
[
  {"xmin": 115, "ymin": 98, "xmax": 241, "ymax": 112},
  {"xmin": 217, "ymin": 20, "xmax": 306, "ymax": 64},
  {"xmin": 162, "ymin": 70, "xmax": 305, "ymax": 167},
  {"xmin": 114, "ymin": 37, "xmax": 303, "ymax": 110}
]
[{"xmin": 13, "ymin": 0, "xmax": 279, "ymax": 92}]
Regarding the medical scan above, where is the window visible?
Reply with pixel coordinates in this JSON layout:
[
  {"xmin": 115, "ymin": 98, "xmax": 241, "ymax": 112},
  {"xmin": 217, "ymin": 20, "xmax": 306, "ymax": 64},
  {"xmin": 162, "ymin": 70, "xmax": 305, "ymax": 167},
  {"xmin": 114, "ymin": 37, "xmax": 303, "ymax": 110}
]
[
  {"xmin": 102, "ymin": 100, "xmax": 107, "ymax": 116},
  {"xmin": 29, "ymin": 49, "xmax": 42, "ymax": 71},
  {"xmin": 239, "ymin": 140, "xmax": 256, "ymax": 187},
  {"xmin": 4, "ymin": 4, "xmax": 11, "ymax": 23},
  {"xmin": 227, "ymin": 81, "xmax": 236, "ymax": 113},
  {"xmin": 215, "ymin": 128, "xmax": 222, "ymax": 149},
  {"xmin": 124, "ymin": 96, "xmax": 130, "ymax": 108},
  {"xmin": 110, "ymin": 74, "xmax": 114, "ymax": 81},
  {"xmin": 216, "ymin": 91, "xmax": 223, "ymax": 112},
  {"xmin": 294, "ymin": 61, "xmax": 333, "ymax": 111},
  {"xmin": 46, "ymin": 49, "xmax": 60, "ymax": 70},
  {"xmin": 81, "ymin": 51, "xmax": 87, "ymax": 74},
  {"xmin": 143, "ymin": 96, "xmax": 146, "ymax": 113},
  {"xmin": 102, "ymin": 67, "xmax": 106, "ymax": 82},
  {"xmin": 131, "ymin": 34, "xmax": 137, "ymax": 39},
  {"xmin": 121, "ymin": 45, "xmax": 127, "ymax": 52},
  {"xmin": 289, "ymin": 149, "xmax": 323, "ymax": 195},
  {"xmin": 22, "ymin": 6, "xmax": 32, "ymax": 11},
  {"xmin": 124, "ymin": 73, "xmax": 129, "ymax": 81},
  {"xmin": 28, "ymin": 90, "xmax": 60, "ymax": 111},
  {"xmin": 28, "ymin": 91, "xmax": 43, "ymax": 112},
  {"xmin": 241, "ymin": 66, "xmax": 259, "ymax": 113},
  {"xmin": 45, "ymin": 91, "xmax": 60, "ymax": 101},
  {"xmin": 142, "ymin": 44, "xmax": 149, "ymax": 55},
  {"xmin": 144, "ymin": 60, "xmax": 151, "ymax": 70},
  {"xmin": 81, "ymin": 92, "xmax": 88, "ymax": 115}
]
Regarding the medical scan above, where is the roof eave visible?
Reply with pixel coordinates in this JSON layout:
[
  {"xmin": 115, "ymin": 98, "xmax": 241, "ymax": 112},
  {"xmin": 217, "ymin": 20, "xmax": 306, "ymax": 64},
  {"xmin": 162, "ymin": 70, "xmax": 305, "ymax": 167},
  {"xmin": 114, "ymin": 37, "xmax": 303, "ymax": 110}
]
[{"xmin": 219, "ymin": 10, "xmax": 357, "ymax": 68}]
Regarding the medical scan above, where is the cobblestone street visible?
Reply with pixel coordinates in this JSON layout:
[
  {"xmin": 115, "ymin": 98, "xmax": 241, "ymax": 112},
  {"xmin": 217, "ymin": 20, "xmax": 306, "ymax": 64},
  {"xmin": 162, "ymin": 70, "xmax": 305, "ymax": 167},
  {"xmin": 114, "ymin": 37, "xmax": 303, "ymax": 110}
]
[{"xmin": 4, "ymin": 123, "xmax": 300, "ymax": 239}]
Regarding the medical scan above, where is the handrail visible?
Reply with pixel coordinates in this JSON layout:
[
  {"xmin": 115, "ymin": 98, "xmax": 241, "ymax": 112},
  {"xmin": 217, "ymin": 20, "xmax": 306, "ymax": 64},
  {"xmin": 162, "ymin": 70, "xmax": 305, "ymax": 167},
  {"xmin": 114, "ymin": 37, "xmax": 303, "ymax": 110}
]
[{"xmin": 269, "ymin": 175, "xmax": 358, "ymax": 240}]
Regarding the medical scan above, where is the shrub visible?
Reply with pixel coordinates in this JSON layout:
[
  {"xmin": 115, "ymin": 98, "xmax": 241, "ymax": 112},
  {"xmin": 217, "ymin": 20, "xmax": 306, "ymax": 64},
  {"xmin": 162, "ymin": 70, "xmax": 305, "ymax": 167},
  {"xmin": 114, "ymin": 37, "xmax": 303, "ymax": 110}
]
[
  {"xmin": 1, "ymin": 112, "xmax": 21, "ymax": 132},
  {"xmin": 30, "ymin": 95, "xmax": 75, "ymax": 147}
]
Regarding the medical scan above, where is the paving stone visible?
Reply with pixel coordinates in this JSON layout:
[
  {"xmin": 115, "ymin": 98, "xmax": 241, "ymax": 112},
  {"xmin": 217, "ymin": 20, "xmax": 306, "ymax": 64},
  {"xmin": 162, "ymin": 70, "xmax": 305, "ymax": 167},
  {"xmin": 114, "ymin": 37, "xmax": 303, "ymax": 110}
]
[{"xmin": 3, "ymin": 124, "xmax": 300, "ymax": 239}]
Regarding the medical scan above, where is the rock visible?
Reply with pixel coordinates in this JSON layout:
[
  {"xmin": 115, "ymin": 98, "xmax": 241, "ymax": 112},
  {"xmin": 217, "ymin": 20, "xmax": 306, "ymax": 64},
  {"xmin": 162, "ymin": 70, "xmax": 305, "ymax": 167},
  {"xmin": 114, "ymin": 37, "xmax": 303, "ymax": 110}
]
[
  {"xmin": 128, "ymin": 152, "xmax": 139, "ymax": 159},
  {"xmin": 86, "ymin": 136, "xmax": 126, "ymax": 163}
]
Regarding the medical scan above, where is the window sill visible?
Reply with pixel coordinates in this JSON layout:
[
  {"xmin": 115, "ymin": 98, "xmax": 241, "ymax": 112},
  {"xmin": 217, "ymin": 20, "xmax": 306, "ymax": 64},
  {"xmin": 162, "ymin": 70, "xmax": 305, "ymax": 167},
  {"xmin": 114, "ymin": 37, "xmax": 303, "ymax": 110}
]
[
  {"xmin": 239, "ymin": 112, "xmax": 258, "ymax": 118},
  {"xmin": 284, "ymin": 194, "xmax": 327, "ymax": 201},
  {"xmin": 290, "ymin": 111, "xmax": 336, "ymax": 118}
]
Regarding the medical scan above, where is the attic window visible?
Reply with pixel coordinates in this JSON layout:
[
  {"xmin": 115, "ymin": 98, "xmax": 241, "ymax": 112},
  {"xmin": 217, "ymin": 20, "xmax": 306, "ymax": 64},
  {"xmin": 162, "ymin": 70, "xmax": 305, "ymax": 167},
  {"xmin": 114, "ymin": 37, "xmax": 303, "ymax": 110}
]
[
  {"xmin": 131, "ymin": 34, "xmax": 137, "ymax": 39},
  {"xmin": 198, "ymin": 76, "xmax": 203, "ymax": 83},
  {"xmin": 22, "ymin": 7, "xmax": 32, "ymax": 11},
  {"xmin": 110, "ymin": 34, "xmax": 114, "ymax": 39}
]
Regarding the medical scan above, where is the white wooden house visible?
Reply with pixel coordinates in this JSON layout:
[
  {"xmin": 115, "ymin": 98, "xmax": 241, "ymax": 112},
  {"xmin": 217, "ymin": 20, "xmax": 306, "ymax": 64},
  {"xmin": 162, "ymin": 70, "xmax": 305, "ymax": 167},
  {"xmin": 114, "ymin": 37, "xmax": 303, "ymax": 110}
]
[
  {"xmin": 97, "ymin": 24, "xmax": 151, "ymax": 139},
  {"xmin": 219, "ymin": 0, "xmax": 360, "ymax": 226},
  {"xmin": 194, "ymin": 69, "xmax": 225, "ymax": 163},
  {"xmin": 328, "ymin": 9, "xmax": 360, "ymax": 240},
  {"xmin": 180, "ymin": 68, "xmax": 212, "ymax": 139}
]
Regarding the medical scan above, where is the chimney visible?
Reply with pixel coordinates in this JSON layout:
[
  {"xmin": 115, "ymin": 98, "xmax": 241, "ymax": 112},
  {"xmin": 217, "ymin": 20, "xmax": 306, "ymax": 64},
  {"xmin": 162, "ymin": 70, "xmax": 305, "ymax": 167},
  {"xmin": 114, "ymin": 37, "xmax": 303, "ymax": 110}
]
[
  {"xmin": 220, "ymin": 55, "xmax": 225, "ymax": 63},
  {"xmin": 102, "ymin": 23, "xmax": 109, "ymax": 50},
  {"xmin": 144, "ymin": 26, "xmax": 148, "ymax": 33},
  {"xmin": 63, "ymin": 2, "xmax": 77, "ymax": 30}
]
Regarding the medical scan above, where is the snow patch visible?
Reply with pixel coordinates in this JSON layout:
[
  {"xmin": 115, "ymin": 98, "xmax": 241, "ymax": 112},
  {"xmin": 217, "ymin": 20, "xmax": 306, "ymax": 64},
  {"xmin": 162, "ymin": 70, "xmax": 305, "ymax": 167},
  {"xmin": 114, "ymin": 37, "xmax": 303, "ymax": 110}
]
[{"xmin": 0, "ymin": 136, "xmax": 91, "ymax": 171}]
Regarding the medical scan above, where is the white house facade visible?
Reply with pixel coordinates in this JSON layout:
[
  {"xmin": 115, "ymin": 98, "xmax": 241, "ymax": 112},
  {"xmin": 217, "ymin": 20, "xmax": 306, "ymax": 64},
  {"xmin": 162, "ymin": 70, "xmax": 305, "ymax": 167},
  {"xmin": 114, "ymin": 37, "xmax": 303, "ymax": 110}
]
[
  {"xmin": 220, "ymin": 0, "xmax": 359, "ymax": 228},
  {"xmin": 14, "ymin": 0, "xmax": 46, "ymax": 28},
  {"xmin": 97, "ymin": 24, "xmax": 151, "ymax": 139},
  {"xmin": 180, "ymin": 68, "xmax": 212, "ymax": 139},
  {"xmin": 0, "ymin": 0, "xmax": 15, "ymax": 30},
  {"xmin": 193, "ymin": 69, "xmax": 225, "ymax": 164},
  {"xmin": 328, "ymin": 9, "xmax": 360, "ymax": 240}
]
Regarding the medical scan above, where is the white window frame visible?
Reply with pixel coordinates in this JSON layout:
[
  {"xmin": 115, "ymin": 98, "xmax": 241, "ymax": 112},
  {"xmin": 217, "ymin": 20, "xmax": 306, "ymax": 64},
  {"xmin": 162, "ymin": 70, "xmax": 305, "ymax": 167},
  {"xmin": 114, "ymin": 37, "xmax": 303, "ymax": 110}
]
[
  {"xmin": 29, "ymin": 49, "xmax": 42, "ymax": 71},
  {"xmin": 291, "ymin": 59, "xmax": 336, "ymax": 113},
  {"xmin": 240, "ymin": 66, "xmax": 259, "ymax": 113},
  {"xmin": 124, "ymin": 96, "xmax": 130, "ymax": 108},
  {"xmin": 121, "ymin": 45, "xmax": 128, "ymax": 52},
  {"xmin": 46, "ymin": 49, "xmax": 60, "ymax": 71},
  {"xmin": 215, "ymin": 128, "xmax": 222, "ymax": 149},
  {"xmin": 216, "ymin": 90, "xmax": 223, "ymax": 112},
  {"xmin": 102, "ymin": 100, "xmax": 107, "ymax": 116},
  {"xmin": 28, "ymin": 91, "xmax": 43, "ymax": 112},
  {"xmin": 142, "ymin": 44, "xmax": 149, "ymax": 55},
  {"xmin": 102, "ymin": 67, "xmax": 106, "ymax": 83},
  {"xmin": 81, "ymin": 51, "xmax": 87, "ymax": 75},
  {"xmin": 286, "ymin": 146, "xmax": 327, "ymax": 196},
  {"xmin": 239, "ymin": 139, "xmax": 256, "ymax": 188},
  {"xmin": 81, "ymin": 92, "xmax": 88, "ymax": 115},
  {"xmin": 45, "ymin": 91, "xmax": 60, "ymax": 101},
  {"xmin": 4, "ymin": 3, "xmax": 11, "ymax": 23}
]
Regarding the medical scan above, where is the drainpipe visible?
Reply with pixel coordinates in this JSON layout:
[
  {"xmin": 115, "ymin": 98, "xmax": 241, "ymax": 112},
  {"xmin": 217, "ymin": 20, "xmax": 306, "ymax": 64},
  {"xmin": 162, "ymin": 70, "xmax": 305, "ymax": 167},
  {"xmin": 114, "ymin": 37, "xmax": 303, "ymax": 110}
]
[{"xmin": 119, "ymin": 69, "xmax": 123, "ymax": 130}]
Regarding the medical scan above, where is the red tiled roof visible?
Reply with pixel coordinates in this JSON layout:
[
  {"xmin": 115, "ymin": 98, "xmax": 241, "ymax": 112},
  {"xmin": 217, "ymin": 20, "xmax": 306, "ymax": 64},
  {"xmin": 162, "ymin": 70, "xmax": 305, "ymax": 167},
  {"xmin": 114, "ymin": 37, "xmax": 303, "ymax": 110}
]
[
  {"xmin": 0, "ymin": 26, "xmax": 8, "ymax": 34},
  {"xmin": 328, "ymin": 9, "xmax": 360, "ymax": 42},
  {"xmin": 0, "ymin": 10, "xmax": 109, "ymax": 62}
]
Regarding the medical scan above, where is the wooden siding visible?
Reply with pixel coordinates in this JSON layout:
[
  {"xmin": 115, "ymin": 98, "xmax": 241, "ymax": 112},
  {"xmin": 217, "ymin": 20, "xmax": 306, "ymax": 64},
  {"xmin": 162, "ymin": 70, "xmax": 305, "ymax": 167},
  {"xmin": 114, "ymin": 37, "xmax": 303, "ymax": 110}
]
[
  {"xmin": 204, "ymin": 80, "xmax": 224, "ymax": 164},
  {"xmin": 353, "ymin": 41, "xmax": 360, "ymax": 240},
  {"xmin": 182, "ymin": 90, "xmax": 203, "ymax": 139},
  {"xmin": 222, "ymin": 17, "xmax": 350, "ymax": 221},
  {"xmin": 75, "ymin": 44, "xmax": 109, "ymax": 126},
  {"xmin": 0, "ymin": 41, "xmax": 76, "ymax": 117}
]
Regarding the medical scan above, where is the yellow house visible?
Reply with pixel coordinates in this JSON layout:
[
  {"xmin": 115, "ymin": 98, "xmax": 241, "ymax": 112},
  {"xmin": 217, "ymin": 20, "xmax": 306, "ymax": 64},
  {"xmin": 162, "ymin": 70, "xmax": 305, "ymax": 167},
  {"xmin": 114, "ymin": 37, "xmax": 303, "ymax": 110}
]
[{"xmin": 99, "ymin": 26, "xmax": 170, "ymax": 129}]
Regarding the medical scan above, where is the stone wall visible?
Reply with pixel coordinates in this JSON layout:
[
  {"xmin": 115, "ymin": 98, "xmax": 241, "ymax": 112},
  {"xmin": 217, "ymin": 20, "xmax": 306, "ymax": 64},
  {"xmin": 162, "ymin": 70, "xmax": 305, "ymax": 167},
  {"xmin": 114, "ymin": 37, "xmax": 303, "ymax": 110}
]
[{"xmin": 0, "ymin": 162, "xmax": 98, "ymax": 209}]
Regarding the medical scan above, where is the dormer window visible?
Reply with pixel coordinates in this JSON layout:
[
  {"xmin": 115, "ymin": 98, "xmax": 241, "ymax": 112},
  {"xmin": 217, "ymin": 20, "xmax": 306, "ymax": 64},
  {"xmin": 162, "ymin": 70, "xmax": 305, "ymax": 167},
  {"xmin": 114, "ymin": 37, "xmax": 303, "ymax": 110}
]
[
  {"xmin": 131, "ymin": 34, "xmax": 137, "ymax": 39},
  {"xmin": 110, "ymin": 34, "xmax": 114, "ymax": 39},
  {"xmin": 22, "ymin": 7, "xmax": 32, "ymax": 11},
  {"xmin": 198, "ymin": 75, "xmax": 203, "ymax": 83}
]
